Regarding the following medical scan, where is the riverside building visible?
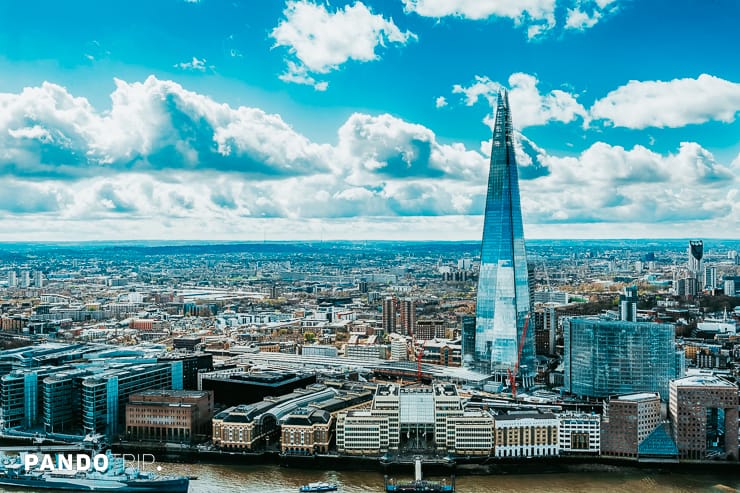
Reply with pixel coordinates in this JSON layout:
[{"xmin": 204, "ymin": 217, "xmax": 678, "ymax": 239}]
[{"xmin": 563, "ymin": 317, "xmax": 682, "ymax": 400}]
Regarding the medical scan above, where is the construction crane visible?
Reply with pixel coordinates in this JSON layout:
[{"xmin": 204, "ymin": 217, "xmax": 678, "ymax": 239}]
[
  {"xmin": 416, "ymin": 339, "xmax": 428, "ymax": 382},
  {"xmin": 506, "ymin": 312, "xmax": 531, "ymax": 400}
]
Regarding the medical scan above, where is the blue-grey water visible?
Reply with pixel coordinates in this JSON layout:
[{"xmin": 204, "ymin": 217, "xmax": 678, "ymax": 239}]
[{"xmin": 135, "ymin": 462, "xmax": 739, "ymax": 493}]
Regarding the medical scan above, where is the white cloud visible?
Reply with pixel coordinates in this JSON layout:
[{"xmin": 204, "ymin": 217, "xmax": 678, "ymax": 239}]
[
  {"xmin": 402, "ymin": 0, "xmax": 556, "ymax": 36},
  {"xmin": 452, "ymin": 73, "xmax": 588, "ymax": 128},
  {"xmin": 590, "ymin": 74, "xmax": 740, "ymax": 129},
  {"xmin": 278, "ymin": 61, "xmax": 329, "ymax": 91},
  {"xmin": 0, "ymin": 76, "xmax": 737, "ymax": 240},
  {"xmin": 402, "ymin": 0, "xmax": 619, "ymax": 38},
  {"xmin": 271, "ymin": 0, "xmax": 416, "ymax": 88},
  {"xmin": 520, "ymin": 141, "xmax": 737, "ymax": 225},
  {"xmin": 173, "ymin": 57, "xmax": 208, "ymax": 72},
  {"xmin": 435, "ymin": 96, "xmax": 448, "ymax": 108},
  {"xmin": 565, "ymin": 7, "xmax": 600, "ymax": 29}
]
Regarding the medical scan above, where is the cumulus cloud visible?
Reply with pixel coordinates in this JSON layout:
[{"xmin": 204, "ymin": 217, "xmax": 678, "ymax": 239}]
[
  {"xmin": 452, "ymin": 72, "xmax": 740, "ymax": 131},
  {"xmin": 271, "ymin": 0, "xmax": 416, "ymax": 89},
  {"xmin": 520, "ymin": 141, "xmax": 737, "ymax": 224},
  {"xmin": 590, "ymin": 74, "xmax": 740, "ymax": 129},
  {"xmin": 402, "ymin": 0, "xmax": 618, "ymax": 38},
  {"xmin": 453, "ymin": 73, "xmax": 588, "ymax": 128},
  {"xmin": 435, "ymin": 96, "xmax": 447, "ymax": 108},
  {"xmin": 0, "ymin": 76, "xmax": 737, "ymax": 240}
]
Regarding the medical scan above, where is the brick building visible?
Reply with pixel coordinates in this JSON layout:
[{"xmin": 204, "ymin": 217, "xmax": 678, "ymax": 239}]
[{"xmin": 125, "ymin": 390, "xmax": 214, "ymax": 443}]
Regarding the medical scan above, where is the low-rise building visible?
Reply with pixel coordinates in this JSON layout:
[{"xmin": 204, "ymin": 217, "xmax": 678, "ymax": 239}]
[
  {"xmin": 558, "ymin": 413, "xmax": 600, "ymax": 455},
  {"xmin": 446, "ymin": 411, "xmax": 494, "ymax": 456},
  {"xmin": 125, "ymin": 390, "xmax": 213, "ymax": 443},
  {"xmin": 493, "ymin": 412, "xmax": 559, "ymax": 459},
  {"xmin": 280, "ymin": 408, "xmax": 333, "ymax": 455}
]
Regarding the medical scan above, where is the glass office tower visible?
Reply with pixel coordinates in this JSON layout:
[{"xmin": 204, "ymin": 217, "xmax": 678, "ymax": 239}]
[
  {"xmin": 564, "ymin": 317, "xmax": 682, "ymax": 401},
  {"xmin": 473, "ymin": 90, "xmax": 535, "ymax": 385}
]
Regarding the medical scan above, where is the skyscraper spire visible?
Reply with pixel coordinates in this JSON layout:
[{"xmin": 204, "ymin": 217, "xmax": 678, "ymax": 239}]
[{"xmin": 470, "ymin": 90, "xmax": 535, "ymax": 385}]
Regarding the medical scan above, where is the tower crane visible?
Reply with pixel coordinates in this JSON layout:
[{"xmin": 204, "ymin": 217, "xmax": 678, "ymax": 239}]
[
  {"xmin": 506, "ymin": 312, "xmax": 531, "ymax": 400},
  {"xmin": 416, "ymin": 339, "xmax": 428, "ymax": 382}
]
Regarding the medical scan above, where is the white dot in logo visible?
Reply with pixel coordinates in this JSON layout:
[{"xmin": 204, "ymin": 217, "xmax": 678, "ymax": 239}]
[{"xmin": 156, "ymin": 466, "xmax": 162, "ymax": 472}]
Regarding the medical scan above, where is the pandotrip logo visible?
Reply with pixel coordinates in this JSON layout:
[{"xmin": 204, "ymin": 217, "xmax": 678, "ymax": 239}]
[{"xmin": 23, "ymin": 453, "xmax": 160, "ymax": 473}]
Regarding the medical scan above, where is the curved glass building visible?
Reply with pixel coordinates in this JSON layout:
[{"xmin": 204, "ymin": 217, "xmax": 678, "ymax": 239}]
[{"xmin": 471, "ymin": 90, "xmax": 535, "ymax": 385}]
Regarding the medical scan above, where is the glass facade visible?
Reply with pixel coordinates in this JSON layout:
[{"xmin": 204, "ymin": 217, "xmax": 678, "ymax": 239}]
[
  {"xmin": 474, "ymin": 90, "xmax": 535, "ymax": 383},
  {"xmin": 564, "ymin": 317, "xmax": 682, "ymax": 400}
]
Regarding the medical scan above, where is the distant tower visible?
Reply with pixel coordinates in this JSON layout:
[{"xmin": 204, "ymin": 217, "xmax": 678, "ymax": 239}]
[
  {"xmin": 473, "ymin": 90, "xmax": 534, "ymax": 386},
  {"xmin": 688, "ymin": 240, "xmax": 703, "ymax": 276},
  {"xmin": 34, "ymin": 271, "xmax": 43, "ymax": 289},
  {"xmin": 382, "ymin": 297, "xmax": 396, "ymax": 333},
  {"xmin": 703, "ymin": 266, "xmax": 716, "ymax": 291},
  {"xmin": 399, "ymin": 298, "xmax": 416, "ymax": 336},
  {"xmin": 7, "ymin": 271, "xmax": 16, "ymax": 288},
  {"xmin": 619, "ymin": 286, "xmax": 638, "ymax": 322},
  {"xmin": 19, "ymin": 271, "xmax": 30, "ymax": 289}
]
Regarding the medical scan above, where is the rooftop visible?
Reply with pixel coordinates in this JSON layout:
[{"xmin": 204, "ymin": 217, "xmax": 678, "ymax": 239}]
[{"xmin": 671, "ymin": 375, "xmax": 737, "ymax": 388}]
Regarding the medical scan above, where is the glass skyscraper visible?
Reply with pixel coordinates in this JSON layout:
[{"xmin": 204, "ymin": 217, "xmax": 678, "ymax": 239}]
[
  {"xmin": 564, "ymin": 317, "xmax": 683, "ymax": 401},
  {"xmin": 472, "ymin": 90, "xmax": 535, "ymax": 384}
]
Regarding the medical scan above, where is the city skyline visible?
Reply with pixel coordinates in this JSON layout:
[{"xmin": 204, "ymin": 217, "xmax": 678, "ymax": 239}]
[{"xmin": 0, "ymin": 0, "xmax": 738, "ymax": 241}]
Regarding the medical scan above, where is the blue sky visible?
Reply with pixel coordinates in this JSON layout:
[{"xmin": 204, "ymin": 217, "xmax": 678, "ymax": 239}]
[{"xmin": 0, "ymin": 0, "xmax": 738, "ymax": 240}]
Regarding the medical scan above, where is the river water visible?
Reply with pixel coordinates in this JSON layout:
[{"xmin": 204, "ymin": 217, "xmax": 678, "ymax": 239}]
[{"xmin": 146, "ymin": 462, "xmax": 740, "ymax": 493}]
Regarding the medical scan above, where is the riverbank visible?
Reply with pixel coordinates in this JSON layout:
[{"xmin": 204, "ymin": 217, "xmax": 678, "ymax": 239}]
[{"xmin": 109, "ymin": 441, "xmax": 740, "ymax": 477}]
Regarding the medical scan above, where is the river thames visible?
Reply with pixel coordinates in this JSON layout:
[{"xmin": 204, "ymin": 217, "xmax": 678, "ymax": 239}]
[{"xmin": 144, "ymin": 462, "xmax": 740, "ymax": 493}]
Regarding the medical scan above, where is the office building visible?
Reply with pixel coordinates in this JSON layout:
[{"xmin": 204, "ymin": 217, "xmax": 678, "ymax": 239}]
[
  {"xmin": 157, "ymin": 353, "xmax": 213, "ymax": 391},
  {"xmin": 7, "ymin": 271, "xmax": 16, "ymax": 288},
  {"xmin": 81, "ymin": 362, "xmax": 183, "ymax": 438},
  {"xmin": 493, "ymin": 412, "xmax": 559, "ymax": 458},
  {"xmin": 125, "ymin": 390, "xmax": 214, "ymax": 443},
  {"xmin": 200, "ymin": 370, "xmax": 316, "ymax": 407},
  {"xmin": 460, "ymin": 315, "xmax": 476, "ymax": 366},
  {"xmin": 302, "ymin": 345, "xmax": 338, "ymax": 358},
  {"xmin": 703, "ymin": 266, "xmax": 717, "ymax": 290},
  {"xmin": 669, "ymin": 375, "xmax": 738, "ymax": 460},
  {"xmin": 601, "ymin": 393, "xmax": 661, "ymax": 457},
  {"xmin": 473, "ymin": 90, "xmax": 535, "ymax": 385},
  {"xmin": 558, "ymin": 413, "xmax": 600, "ymax": 455},
  {"xmin": 563, "ymin": 317, "xmax": 681, "ymax": 401},
  {"xmin": 335, "ymin": 384, "xmax": 467, "ymax": 455},
  {"xmin": 619, "ymin": 286, "xmax": 638, "ymax": 322}
]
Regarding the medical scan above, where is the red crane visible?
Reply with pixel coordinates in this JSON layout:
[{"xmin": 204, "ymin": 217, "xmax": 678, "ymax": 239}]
[
  {"xmin": 416, "ymin": 339, "xmax": 428, "ymax": 382},
  {"xmin": 506, "ymin": 313, "xmax": 531, "ymax": 400}
]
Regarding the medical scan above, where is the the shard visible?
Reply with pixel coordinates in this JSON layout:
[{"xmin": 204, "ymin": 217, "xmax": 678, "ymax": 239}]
[{"xmin": 471, "ymin": 90, "xmax": 535, "ymax": 385}]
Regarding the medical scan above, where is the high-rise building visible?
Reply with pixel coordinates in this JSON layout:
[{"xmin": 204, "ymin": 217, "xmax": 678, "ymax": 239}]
[
  {"xmin": 688, "ymin": 240, "xmax": 703, "ymax": 280},
  {"xmin": 7, "ymin": 271, "xmax": 16, "ymax": 288},
  {"xmin": 563, "ymin": 317, "xmax": 682, "ymax": 401},
  {"xmin": 33, "ymin": 271, "xmax": 43, "ymax": 289},
  {"xmin": 382, "ymin": 297, "xmax": 396, "ymax": 333},
  {"xmin": 399, "ymin": 298, "xmax": 416, "ymax": 336},
  {"xmin": 619, "ymin": 286, "xmax": 638, "ymax": 322},
  {"xmin": 19, "ymin": 271, "xmax": 30, "ymax": 289},
  {"xmin": 473, "ymin": 90, "xmax": 534, "ymax": 384},
  {"xmin": 703, "ymin": 265, "xmax": 717, "ymax": 290}
]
